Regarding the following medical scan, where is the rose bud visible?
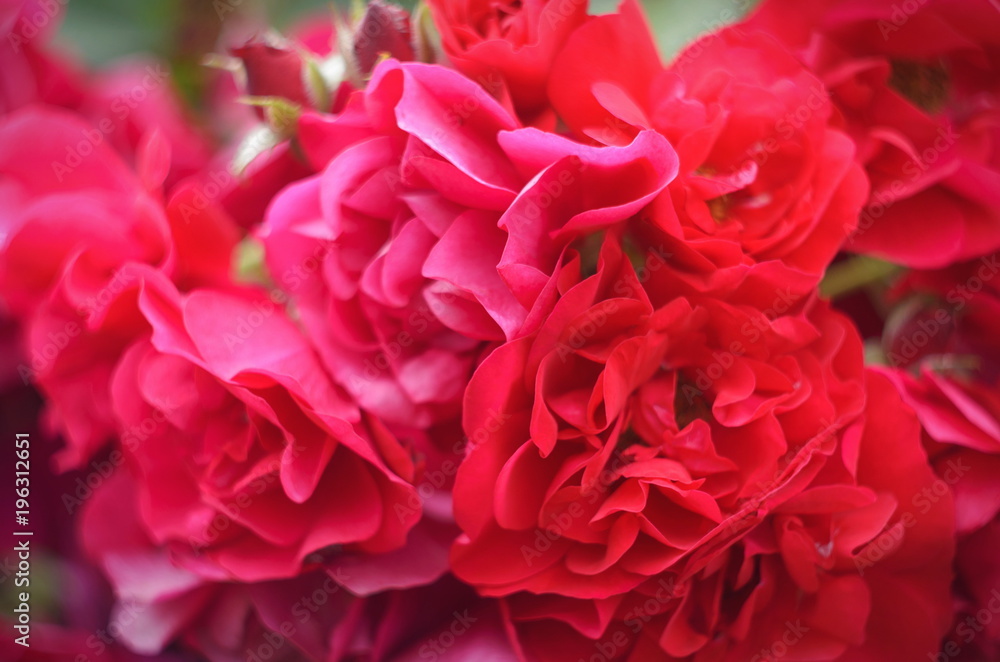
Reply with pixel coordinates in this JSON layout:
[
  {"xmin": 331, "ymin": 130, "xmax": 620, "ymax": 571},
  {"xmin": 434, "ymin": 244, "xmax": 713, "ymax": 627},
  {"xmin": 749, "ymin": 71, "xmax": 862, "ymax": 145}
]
[
  {"xmin": 352, "ymin": 0, "xmax": 416, "ymax": 76},
  {"xmin": 230, "ymin": 39, "xmax": 314, "ymax": 108}
]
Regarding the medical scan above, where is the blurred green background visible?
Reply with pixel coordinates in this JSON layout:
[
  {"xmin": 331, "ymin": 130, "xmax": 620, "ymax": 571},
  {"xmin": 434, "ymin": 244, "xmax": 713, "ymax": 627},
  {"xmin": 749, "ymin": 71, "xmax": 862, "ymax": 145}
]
[{"xmin": 58, "ymin": 0, "xmax": 754, "ymax": 67}]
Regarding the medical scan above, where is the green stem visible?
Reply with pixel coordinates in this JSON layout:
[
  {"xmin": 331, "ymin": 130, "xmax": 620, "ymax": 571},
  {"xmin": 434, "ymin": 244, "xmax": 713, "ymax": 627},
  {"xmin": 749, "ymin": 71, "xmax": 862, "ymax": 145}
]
[{"xmin": 821, "ymin": 256, "xmax": 902, "ymax": 299}]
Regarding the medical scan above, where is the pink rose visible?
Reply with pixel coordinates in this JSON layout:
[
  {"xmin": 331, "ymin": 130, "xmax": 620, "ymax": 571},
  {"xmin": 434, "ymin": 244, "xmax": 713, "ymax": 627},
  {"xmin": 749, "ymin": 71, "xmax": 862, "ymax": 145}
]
[
  {"xmin": 102, "ymin": 267, "xmax": 422, "ymax": 582},
  {"xmin": 80, "ymin": 471, "xmax": 508, "ymax": 660},
  {"xmin": 81, "ymin": 59, "xmax": 214, "ymax": 190},
  {"xmin": 0, "ymin": 0, "xmax": 86, "ymax": 115},
  {"xmin": 261, "ymin": 58, "xmax": 676, "ymax": 428},
  {"xmin": 0, "ymin": 107, "xmax": 238, "ymax": 469}
]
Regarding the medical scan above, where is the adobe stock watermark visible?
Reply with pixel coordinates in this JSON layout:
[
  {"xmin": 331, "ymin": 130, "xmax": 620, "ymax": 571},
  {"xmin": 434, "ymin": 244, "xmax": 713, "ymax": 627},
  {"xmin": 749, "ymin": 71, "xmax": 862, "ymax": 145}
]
[
  {"xmin": 189, "ymin": 441, "xmax": 306, "ymax": 555},
  {"xmin": 854, "ymin": 456, "xmax": 969, "ymax": 575},
  {"xmin": 877, "ymin": 0, "xmax": 932, "ymax": 39},
  {"xmin": 220, "ymin": 297, "xmax": 286, "ymax": 350},
  {"xmin": 386, "ymin": 71, "xmax": 506, "ymax": 163},
  {"xmin": 18, "ymin": 267, "xmax": 136, "ymax": 386},
  {"xmin": 719, "ymin": 84, "xmax": 830, "ymax": 178},
  {"xmin": 342, "ymin": 287, "xmax": 466, "ymax": 395},
  {"xmin": 244, "ymin": 568, "xmax": 350, "ymax": 662},
  {"xmin": 394, "ymin": 406, "xmax": 511, "ymax": 524},
  {"xmin": 417, "ymin": 610, "xmax": 479, "ymax": 660},
  {"xmin": 221, "ymin": 240, "xmax": 334, "ymax": 350},
  {"xmin": 71, "ymin": 599, "xmax": 147, "ymax": 662},
  {"xmin": 554, "ymin": 244, "xmax": 672, "ymax": 362},
  {"xmin": 849, "ymin": 124, "xmax": 959, "ymax": 242},
  {"xmin": 368, "ymin": 70, "xmax": 512, "ymax": 191},
  {"xmin": 175, "ymin": 169, "xmax": 237, "ymax": 223},
  {"xmin": 670, "ymin": 9, "xmax": 750, "ymax": 74},
  {"xmin": 519, "ymin": 445, "xmax": 645, "ymax": 568},
  {"xmin": 885, "ymin": 253, "xmax": 999, "ymax": 367},
  {"xmin": 244, "ymin": 568, "xmax": 349, "ymax": 662},
  {"xmin": 728, "ymin": 416, "xmax": 844, "ymax": 536},
  {"xmin": 749, "ymin": 619, "xmax": 811, "ymax": 662},
  {"xmin": 504, "ymin": 155, "xmax": 589, "ymax": 227},
  {"xmin": 62, "ymin": 402, "xmax": 179, "ymax": 515},
  {"xmin": 578, "ymin": 576, "xmax": 680, "ymax": 662},
  {"xmin": 542, "ymin": 0, "xmax": 587, "ymax": 30},
  {"xmin": 930, "ymin": 588, "xmax": 1000, "ymax": 661},
  {"xmin": 5, "ymin": 0, "xmax": 68, "ymax": 54},
  {"xmin": 177, "ymin": 126, "xmax": 282, "ymax": 224},
  {"xmin": 678, "ymin": 284, "xmax": 802, "ymax": 407},
  {"xmin": 49, "ymin": 64, "xmax": 171, "ymax": 182}
]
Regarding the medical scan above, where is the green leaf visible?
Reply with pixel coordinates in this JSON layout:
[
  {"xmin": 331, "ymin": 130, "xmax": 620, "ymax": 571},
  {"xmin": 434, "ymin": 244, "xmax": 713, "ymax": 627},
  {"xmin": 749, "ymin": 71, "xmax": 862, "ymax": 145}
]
[{"xmin": 821, "ymin": 256, "xmax": 903, "ymax": 300}]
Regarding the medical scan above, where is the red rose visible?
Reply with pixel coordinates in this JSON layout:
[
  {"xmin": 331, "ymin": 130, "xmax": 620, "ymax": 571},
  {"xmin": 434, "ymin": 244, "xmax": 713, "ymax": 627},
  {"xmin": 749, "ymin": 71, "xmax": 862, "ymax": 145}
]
[
  {"xmin": 427, "ymin": 0, "xmax": 588, "ymax": 124},
  {"xmin": 450, "ymin": 235, "xmax": 953, "ymax": 658},
  {"xmin": 452, "ymin": 236, "xmax": 864, "ymax": 597},
  {"xmin": 745, "ymin": 0, "xmax": 1000, "ymax": 268},
  {"xmin": 261, "ymin": 58, "xmax": 676, "ymax": 428},
  {"xmin": 876, "ymin": 254, "xmax": 1000, "ymax": 658},
  {"xmin": 352, "ymin": 0, "xmax": 416, "ymax": 76},
  {"xmin": 549, "ymin": 8, "xmax": 868, "ymax": 299},
  {"xmin": 879, "ymin": 253, "xmax": 1000, "ymax": 472},
  {"xmin": 231, "ymin": 41, "xmax": 320, "ymax": 111}
]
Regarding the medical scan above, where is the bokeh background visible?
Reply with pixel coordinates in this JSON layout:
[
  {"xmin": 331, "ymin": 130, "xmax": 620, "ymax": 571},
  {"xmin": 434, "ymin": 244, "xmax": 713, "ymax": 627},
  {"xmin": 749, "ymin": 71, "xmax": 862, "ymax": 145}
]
[{"xmin": 59, "ymin": 0, "xmax": 754, "ymax": 66}]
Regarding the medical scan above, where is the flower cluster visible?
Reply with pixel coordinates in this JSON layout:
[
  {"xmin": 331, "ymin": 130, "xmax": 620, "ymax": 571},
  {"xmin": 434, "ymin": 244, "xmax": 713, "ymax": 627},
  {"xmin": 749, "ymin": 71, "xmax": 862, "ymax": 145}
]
[{"xmin": 1, "ymin": 0, "xmax": 999, "ymax": 660}]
